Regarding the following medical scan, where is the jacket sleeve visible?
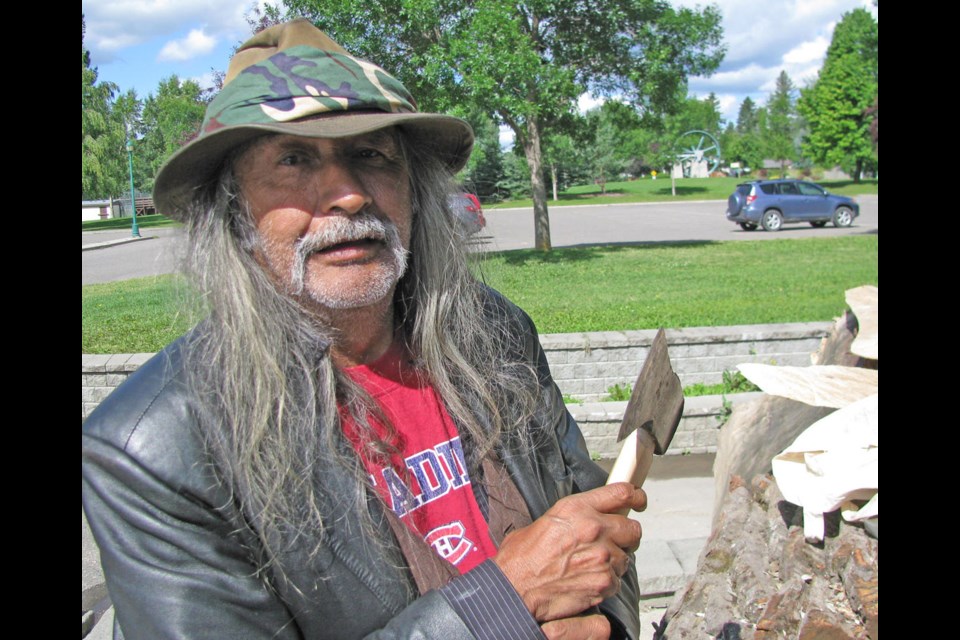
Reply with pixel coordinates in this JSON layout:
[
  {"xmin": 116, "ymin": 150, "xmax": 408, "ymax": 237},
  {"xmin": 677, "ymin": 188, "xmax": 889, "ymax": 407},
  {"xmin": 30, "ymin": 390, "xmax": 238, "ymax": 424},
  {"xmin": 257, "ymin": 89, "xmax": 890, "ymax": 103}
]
[
  {"xmin": 83, "ymin": 431, "xmax": 305, "ymax": 640},
  {"xmin": 520, "ymin": 305, "xmax": 643, "ymax": 640}
]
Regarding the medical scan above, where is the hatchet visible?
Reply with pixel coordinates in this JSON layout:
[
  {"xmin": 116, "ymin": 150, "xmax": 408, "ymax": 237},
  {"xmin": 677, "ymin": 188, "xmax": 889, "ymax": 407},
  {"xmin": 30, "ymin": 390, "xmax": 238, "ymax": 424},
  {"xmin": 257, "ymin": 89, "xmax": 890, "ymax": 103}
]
[{"xmin": 606, "ymin": 328, "xmax": 684, "ymax": 514}]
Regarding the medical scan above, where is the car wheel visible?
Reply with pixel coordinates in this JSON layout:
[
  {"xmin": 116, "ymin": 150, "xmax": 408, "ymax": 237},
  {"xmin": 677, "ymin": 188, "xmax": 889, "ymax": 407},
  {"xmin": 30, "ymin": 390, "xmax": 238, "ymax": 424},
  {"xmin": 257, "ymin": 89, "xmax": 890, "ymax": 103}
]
[
  {"xmin": 833, "ymin": 206, "xmax": 854, "ymax": 228},
  {"xmin": 739, "ymin": 222, "xmax": 758, "ymax": 231},
  {"xmin": 761, "ymin": 210, "xmax": 783, "ymax": 232},
  {"xmin": 809, "ymin": 221, "xmax": 827, "ymax": 228}
]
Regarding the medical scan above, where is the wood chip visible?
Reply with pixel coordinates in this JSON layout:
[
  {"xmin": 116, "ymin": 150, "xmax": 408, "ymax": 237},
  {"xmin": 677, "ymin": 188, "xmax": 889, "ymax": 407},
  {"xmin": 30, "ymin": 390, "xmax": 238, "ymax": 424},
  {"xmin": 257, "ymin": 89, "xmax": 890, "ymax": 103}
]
[{"xmin": 738, "ymin": 364, "xmax": 878, "ymax": 408}]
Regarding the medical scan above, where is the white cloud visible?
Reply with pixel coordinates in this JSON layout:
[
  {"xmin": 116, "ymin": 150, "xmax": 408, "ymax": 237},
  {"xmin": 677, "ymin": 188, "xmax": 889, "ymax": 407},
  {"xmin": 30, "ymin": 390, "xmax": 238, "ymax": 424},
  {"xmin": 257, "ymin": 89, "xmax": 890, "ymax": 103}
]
[
  {"xmin": 673, "ymin": 0, "xmax": 872, "ymax": 69},
  {"xmin": 577, "ymin": 93, "xmax": 606, "ymax": 113},
  {"xmin": 84, "ymin": 0, "xmax": 251, "ymax": 59},
  {"xmin": 498, "ymin": 124, "xmax": 515, "ymax": 150},
  {"xmin": 716, "ymin": 94, "xmax": 739, "ymax": 118},
  {"xmin": 190, "ymin": 70, "xmax": 221, "ymax": 92},
  {"xmin": 782, "ymin": 36, "xmax": 830, "ymax": 66},
  {"xmin": 158, "ymin": 29, "xmax": 217, "ymax": 62},
  {"xmin": 691, "ymin": 63, "xmax": 771, "ymax": 94}
]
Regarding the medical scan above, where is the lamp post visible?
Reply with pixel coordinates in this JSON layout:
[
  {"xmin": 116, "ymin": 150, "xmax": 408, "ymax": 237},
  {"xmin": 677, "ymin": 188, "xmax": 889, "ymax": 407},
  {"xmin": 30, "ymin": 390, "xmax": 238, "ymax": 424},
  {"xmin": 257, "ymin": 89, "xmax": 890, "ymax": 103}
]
[{"xmin": 126, "ymin": 122, "xmax": 141, "ymax": 238}]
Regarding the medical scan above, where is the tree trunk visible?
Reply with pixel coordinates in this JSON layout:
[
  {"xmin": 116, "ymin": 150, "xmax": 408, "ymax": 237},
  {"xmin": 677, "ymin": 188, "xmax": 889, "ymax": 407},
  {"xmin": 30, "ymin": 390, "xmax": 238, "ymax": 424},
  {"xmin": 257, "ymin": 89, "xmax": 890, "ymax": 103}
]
[
  {"xmin": 551, "ymin": 163, "xmax": 558, "ymax": 201},
  {"xmin": 521, "ymin": 116, "xmax": 552, "ymax": 250},
  {"xmin": 854, "ymin": 157, "xmax": 863, "ymax": 183}
]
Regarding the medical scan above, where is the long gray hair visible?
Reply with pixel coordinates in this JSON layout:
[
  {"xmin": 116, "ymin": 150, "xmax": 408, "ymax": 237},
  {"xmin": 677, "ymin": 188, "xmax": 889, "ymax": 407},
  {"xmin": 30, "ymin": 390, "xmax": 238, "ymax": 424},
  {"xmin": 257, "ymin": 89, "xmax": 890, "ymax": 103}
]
[{"xmin": 181, "ymin": 130, "xmax": 540, "ymax": 574}]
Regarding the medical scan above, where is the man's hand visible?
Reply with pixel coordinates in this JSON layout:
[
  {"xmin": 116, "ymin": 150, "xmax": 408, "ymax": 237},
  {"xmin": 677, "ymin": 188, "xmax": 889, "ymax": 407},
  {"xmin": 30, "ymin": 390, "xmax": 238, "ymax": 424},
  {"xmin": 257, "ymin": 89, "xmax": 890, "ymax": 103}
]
[{"xmin": 493, "ymin": 482, "xmax": 646, "ymax": 623}]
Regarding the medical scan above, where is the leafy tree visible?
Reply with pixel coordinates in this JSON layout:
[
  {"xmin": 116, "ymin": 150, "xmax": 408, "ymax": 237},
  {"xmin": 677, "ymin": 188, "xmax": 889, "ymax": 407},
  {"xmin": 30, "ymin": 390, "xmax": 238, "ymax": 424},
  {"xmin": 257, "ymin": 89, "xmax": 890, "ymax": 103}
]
[
  {"xmin": 139, "ymin": 76, "xmax": 208, "ymax": 190},
  {"xmin": 280, "ymin": 0, "xmax": 724, "ymax": 249},
  {"xmin": 82, "ymin": 14, "xmax": 124, "ymax": 199},
  {"xmin": 582, "ymin": 104, "xmax": 639, "ymax": 194},
  {"xmin": 764, "ymin": 71, "xmax": 796, "ymax": 177},
  {"xmin": 725, "ymin": 132, "xmax": 764, "ymax": 174},
  {"xmin": 798, "ymin": 8, "xmax": 878, "ymax": 181},
  {"xmin": 677, "ymin": 92, "xmax": 723, "ymax": 137}
]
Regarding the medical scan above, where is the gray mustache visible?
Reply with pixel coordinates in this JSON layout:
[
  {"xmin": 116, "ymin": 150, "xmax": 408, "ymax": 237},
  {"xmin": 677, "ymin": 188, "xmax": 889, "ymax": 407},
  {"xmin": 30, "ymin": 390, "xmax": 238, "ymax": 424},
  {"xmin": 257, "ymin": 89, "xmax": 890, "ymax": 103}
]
[
  {"xmin": 294, "ymin": 213, "xmax": 391, "ymax": 255},
  {"xmin": 288, "ymin": 212, "xmax": 408, "ymax": 296}
]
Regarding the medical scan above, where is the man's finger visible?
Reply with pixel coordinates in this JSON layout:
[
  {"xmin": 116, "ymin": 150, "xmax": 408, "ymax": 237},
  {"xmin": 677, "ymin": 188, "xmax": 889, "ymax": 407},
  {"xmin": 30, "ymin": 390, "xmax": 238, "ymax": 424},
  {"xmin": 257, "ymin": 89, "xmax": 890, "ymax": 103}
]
[
  {"xmin": 561, "ymin": 483, "xmax": 647, "ymax": 514},
  {"xmin": 542, "ymin": 614, "xmax": 611, "ymax": 640},
  {"xmin": 589, "ymin": 513, "xmax": 642, "ymax": 553}
]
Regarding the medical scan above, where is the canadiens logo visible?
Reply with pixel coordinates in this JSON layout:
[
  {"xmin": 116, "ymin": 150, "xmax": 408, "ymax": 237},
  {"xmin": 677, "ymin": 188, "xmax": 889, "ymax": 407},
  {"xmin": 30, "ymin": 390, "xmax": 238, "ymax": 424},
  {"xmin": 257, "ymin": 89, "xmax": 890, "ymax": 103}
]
[
  {"xmin": 376, "ymin": 437, "xmax": 470, "ymax": 518},
  {"xmin": 424, "ymin": 521, "xmax": 473, "ymax": 566}
]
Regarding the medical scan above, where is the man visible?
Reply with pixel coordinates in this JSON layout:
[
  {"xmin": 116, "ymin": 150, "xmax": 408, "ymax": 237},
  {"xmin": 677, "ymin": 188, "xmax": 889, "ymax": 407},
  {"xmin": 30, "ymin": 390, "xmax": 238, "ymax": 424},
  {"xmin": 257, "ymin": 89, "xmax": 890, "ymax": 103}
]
[{"xmin": 82, "ymin": 19, "xmax": 644, "ymax": 640}]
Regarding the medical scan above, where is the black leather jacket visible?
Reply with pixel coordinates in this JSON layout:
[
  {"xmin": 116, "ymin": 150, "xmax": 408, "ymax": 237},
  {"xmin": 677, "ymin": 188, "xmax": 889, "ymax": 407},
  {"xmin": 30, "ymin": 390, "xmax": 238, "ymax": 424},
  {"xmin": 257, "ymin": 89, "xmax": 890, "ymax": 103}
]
[{"xmin": 82, "ymin": 297, "xmax": 641, "ymax": 639}]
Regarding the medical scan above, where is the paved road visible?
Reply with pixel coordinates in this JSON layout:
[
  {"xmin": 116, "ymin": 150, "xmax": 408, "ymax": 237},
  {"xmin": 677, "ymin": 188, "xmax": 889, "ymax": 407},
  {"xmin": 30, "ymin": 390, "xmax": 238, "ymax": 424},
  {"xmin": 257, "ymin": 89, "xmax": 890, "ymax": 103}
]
[
  {"xmin": 82, "ymin": 228, "xmax": 181, "ymax": 285},
  {"xmin": 82, "ymin": 195, "xmax": 877, "ymax": 284},
  {"xmin": 479, "ymin": 194, "xmax": 878, "ymax": 251}
]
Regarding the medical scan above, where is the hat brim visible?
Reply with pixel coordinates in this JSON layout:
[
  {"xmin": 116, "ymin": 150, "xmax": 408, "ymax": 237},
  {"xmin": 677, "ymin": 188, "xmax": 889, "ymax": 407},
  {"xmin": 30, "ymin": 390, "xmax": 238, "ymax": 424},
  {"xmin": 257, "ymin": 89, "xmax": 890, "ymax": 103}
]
[{"xmin": 153, "ymin": 111, "xmax": 473, "ymax": 220}]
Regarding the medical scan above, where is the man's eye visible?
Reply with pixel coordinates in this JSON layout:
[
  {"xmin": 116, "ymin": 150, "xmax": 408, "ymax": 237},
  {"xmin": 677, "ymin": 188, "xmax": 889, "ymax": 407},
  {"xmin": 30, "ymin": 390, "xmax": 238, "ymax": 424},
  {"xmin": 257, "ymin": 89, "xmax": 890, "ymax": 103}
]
[
  {"xmin": 356, "ymin": 148, "xmax": 385, "ymax": 160},
  {"xmin": 279, "ymin": 152, "xmax": 306, "ymax": 166}
]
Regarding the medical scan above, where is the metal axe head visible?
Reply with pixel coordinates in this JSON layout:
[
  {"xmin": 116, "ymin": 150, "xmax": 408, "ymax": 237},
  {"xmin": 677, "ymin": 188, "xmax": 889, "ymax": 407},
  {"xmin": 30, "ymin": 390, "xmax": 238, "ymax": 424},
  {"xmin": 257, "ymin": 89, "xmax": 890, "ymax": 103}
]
[{"xmin": 616, "ymin": 328, "xmax": 684, "ymax": 455}]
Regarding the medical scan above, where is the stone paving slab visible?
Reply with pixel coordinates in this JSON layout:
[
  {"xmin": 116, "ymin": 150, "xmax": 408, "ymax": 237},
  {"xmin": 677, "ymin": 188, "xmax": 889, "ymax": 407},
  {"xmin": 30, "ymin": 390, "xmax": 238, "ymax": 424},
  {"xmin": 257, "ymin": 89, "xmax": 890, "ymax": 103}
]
[{"xmin": 635, "ymin": 539, "xmax": 686, "ymax": 595}]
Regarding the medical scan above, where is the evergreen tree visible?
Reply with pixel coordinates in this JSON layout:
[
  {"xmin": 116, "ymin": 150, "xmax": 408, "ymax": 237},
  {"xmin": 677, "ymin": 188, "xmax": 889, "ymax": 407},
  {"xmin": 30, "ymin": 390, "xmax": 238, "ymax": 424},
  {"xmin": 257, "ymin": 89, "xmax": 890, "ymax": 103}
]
[
  {"xmin": 765, "ymin": 71, "xmax": 796, "ymax": 177},
  {"xmin": 736, "ymin": 97, "xmax": 758, "ymax": 134},
  {"xmin": 458, "ymin": 108, "xmax": 506, "ymax": 201},
  {"xmin": 798, "ymin": 9, "xmax": 878, "ymax": 181}
]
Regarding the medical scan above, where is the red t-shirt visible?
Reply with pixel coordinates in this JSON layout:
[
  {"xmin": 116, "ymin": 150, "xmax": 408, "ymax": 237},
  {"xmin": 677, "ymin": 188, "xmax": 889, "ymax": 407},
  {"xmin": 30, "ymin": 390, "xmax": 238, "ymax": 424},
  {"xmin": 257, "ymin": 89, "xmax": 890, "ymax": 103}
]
[{"xmin": 341, "ymin": 343, "xmax": 497, "ymax": 572}]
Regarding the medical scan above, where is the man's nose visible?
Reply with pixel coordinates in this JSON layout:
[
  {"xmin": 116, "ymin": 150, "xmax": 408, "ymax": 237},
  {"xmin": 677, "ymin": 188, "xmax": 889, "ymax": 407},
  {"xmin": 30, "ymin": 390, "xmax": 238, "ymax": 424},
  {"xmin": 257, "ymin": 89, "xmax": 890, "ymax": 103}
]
[{"xmin": 314, "ymin": 160, "xmax": 372, "ymax": 216}]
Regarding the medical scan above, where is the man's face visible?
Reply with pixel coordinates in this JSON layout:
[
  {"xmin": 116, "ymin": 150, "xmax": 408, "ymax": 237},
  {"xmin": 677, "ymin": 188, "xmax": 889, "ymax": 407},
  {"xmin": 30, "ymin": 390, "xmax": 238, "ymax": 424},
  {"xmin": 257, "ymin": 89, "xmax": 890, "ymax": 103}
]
[{"xmin": 234, "ymin": 130, "xmax": 413, "ymax": 312}]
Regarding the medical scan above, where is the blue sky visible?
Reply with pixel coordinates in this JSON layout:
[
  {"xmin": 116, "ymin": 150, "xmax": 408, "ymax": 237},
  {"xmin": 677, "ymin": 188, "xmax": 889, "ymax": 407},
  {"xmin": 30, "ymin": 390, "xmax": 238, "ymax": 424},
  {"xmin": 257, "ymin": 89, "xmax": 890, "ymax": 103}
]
[{"xmin": 83, "ymin": 0, "xmax": 877, "ymax": 125}]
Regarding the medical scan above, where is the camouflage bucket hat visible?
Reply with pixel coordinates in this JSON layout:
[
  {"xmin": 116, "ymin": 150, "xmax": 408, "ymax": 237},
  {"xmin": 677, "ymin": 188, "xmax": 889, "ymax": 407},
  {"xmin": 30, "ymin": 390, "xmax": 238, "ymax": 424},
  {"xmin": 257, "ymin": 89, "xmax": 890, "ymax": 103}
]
[{"xmin": 154, "ymin": 19, "xmax": 474, "ymax": 219}]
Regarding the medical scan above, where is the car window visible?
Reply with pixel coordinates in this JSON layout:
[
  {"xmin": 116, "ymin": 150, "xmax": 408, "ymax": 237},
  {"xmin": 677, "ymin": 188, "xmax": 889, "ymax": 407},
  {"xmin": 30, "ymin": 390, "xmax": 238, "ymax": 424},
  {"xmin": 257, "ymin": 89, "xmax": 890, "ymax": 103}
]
[
  {"xmin": 797, "ymin": 182, "xmax": 825, "ymax": 196},
  {"xmin": 759, "ymin": 184, "xmax": 776, "ymax": 195},
  {"xmin": 737, "ymin": 185, "xmax": 752, "ymax": 195},
  {"xmin": 778, "ymin": 182, "xmax": 800, "ymax": 195}
]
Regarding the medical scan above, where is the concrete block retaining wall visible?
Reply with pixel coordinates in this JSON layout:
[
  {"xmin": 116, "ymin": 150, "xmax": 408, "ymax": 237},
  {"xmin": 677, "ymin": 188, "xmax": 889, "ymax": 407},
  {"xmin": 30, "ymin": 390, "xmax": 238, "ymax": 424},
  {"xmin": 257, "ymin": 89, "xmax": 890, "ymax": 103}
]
[
  {"xmin": 81, "ymin": 353, "xmax": 153, "ymax": 421},
  {"xmin": 541, "ymin": 322, "xmax": 831, "ymax": 402},
  {"xmin": 83, "ymin": 323, "xmax": 830, "ymax": 453},
  {"xmin": 570, "ymin": 392, "xmax": 763, "ymax": 459}
]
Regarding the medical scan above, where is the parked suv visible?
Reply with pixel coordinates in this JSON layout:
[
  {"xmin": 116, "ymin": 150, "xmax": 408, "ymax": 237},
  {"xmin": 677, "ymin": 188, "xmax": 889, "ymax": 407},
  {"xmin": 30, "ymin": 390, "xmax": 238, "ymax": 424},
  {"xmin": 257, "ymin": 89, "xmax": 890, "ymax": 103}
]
[{"xmin": 726, "ymin": 179, "xmax": 859, "ymax": 231}]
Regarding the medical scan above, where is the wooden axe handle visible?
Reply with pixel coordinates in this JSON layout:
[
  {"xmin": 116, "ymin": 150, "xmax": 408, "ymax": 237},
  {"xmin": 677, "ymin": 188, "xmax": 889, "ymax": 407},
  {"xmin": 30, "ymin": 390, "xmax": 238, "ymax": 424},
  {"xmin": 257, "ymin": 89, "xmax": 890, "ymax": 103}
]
[{"xmin": 606, "ymin": 428, "xmax": 656, "ymax": 515}]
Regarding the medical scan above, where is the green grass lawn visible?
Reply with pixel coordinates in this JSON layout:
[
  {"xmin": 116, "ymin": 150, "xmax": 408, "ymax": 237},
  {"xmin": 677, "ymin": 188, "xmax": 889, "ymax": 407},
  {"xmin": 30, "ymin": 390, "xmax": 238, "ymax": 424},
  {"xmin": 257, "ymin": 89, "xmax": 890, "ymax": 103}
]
[
  {"xmin": 82, "ymin": 275, "xmax": 195, "ymax": 354},
  {"xmin": 476, "ymin": 235, "xmax": 877, "ymax": 333},
  {"xmin": 82, "ymin": 236, "xmax": 878, "ymax": 353},
  {"xmin": 82, "ymin": 214, "xmax": 180, "ymax": 231},
  {"xmin": 488, "ymin": 177, "xmax": 878, "ymax": 209}
]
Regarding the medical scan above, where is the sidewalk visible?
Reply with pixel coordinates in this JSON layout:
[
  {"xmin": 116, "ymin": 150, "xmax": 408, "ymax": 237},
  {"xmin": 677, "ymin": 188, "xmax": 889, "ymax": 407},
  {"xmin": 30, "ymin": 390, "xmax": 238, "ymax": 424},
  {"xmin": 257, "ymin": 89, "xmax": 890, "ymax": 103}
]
[
  {"xmin": 81, "ymin": 233, "xmax": 154, "ymax": 251},
  {"xmin": 628, "ymin": 454, "xmax": 715, "ymax": 637}
]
